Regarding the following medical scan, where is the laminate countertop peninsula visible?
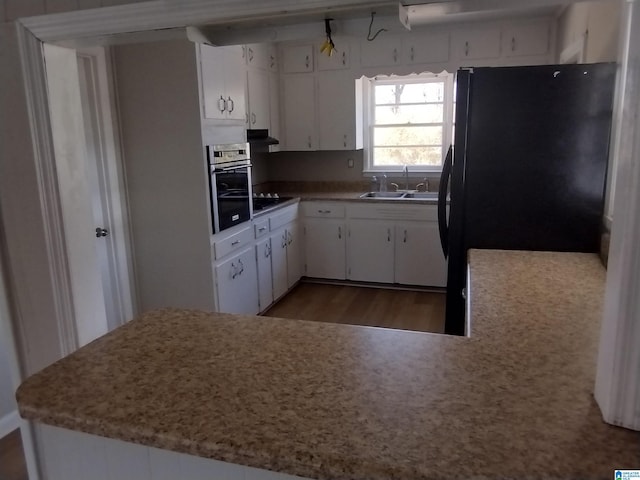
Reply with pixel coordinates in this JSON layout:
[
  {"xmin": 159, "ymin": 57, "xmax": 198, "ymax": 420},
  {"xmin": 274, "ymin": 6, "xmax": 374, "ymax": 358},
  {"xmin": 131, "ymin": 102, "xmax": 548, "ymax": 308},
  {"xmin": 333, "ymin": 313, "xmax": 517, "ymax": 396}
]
[{"xmin": 16, "ymin": 250, "xmax": 640, "ymax": 479}]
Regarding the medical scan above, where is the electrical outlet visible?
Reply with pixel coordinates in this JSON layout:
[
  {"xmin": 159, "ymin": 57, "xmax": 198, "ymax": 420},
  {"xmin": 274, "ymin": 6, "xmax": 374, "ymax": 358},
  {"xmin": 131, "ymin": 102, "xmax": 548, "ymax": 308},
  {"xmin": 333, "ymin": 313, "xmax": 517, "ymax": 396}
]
[{"xmin": 347, "ymin": 158, "xmax": 354, "ymax": 168}]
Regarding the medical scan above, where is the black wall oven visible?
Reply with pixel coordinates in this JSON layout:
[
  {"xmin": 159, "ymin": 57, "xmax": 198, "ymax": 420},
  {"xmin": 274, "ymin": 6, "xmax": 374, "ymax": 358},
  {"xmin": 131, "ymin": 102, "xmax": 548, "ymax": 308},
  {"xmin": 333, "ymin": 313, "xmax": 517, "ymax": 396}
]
[{"xmin": 207, "ymin": 143, "xmax": 252, "ymax": 233}]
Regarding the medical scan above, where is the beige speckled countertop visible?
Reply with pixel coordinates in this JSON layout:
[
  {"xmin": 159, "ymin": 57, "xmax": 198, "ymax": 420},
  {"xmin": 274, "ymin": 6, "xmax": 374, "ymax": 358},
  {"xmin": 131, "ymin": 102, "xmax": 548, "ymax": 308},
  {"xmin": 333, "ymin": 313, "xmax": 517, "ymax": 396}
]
[{"xmin": 16, "ymin": 250, "xmax": 639, "ymax": 479}]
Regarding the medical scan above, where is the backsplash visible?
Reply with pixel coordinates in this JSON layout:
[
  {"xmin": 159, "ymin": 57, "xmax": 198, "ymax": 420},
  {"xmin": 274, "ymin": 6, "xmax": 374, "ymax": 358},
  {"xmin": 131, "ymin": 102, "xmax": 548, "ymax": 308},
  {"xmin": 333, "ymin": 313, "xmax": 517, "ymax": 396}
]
[{"xmin": 252, "ymin": 149, "xmax": 441, "ymax": 192}]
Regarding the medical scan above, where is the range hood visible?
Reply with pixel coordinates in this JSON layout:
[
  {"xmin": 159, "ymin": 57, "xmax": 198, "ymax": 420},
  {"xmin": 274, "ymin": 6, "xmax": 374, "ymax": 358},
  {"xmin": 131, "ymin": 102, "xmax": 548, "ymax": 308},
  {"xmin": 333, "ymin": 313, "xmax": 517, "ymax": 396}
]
[{"xmin": 247, "ymin": 129, "xmax": 279, "ymax": 146}]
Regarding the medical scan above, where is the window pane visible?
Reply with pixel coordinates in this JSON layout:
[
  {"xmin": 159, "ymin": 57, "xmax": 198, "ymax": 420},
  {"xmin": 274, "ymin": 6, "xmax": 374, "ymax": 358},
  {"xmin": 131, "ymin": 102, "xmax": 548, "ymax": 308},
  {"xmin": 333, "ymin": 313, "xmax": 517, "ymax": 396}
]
[
  {"xmin": 401, "ymin": 83, "xmax": 444, "ymax": 103},
  {"xmin": 374, "ymin": 147, "xmax": 443, "ymax": 166},
  {"xmin": 375, "ymin": 104, "xmax": 443, "ymax": 124},
  {"xmin": 375, "ymin": 82, "xmax": 444, "ymax": 105},
  {"xmin": 374, "ymin": 126, "xmax": 442, "ymax": 146}
]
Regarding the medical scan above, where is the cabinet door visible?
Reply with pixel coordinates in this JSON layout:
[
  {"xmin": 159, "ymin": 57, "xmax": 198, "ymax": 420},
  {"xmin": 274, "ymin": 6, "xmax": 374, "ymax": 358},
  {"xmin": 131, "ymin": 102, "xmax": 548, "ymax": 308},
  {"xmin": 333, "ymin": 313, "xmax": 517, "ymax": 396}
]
[
  {"xmin": 360, "ymin": 36, "xmax": 402, "ymax": 67},
  {"xmin": 256, "ymin": 238, "xmax": 273, "ymax": 312},
  {"xmin": 404, "ymin": 31, "xmax": 449, "ymax": 64},
  {"xmin": 285, "ymin": 223, "xmax": 303, "ymax": 288},
  {"xmin": 282, "ymin": 76, "xmax": 316, "ymax": 150},
  {"xmin": 223, "ymin": 46, "xmax": 247, "ymax": 121},
  {"xmin": 268, "ymin": 71, "xmax": 280, "ymax": 152},
  {"xmin": 347, "ymin": 220, "xmax": 394, "ymax": 283},
  {"xmin": 304, "ymin": 219, "xmax": 346, "ymax": 279},
  {"xmin": 200, "ymin": 45, "xmax": 226, "ymax": 119},
  {"xmin": 502, "ymin": 21, "xmax": 549, "ymax": 57},
  {"xmin": 317, "ymin": 72, "xmax": 355, "ymax": 150},
  {"xmin": 281, "ymin": 45, "xmax": 314, "ymax": 73},
  {"xmin": 215, "ymin": 247, "xmax": 259, "ymax": 315},
  {"xmin": 317, "ymin": 39, "xmax": 350, "ymax": 71},
  {"xmin": 247, "ymin": 69, "xmax": 270, "ymax": 129},
  {"xmin": 394, "ymin": 223, "xmax": 447, "ymax": 287},
  {"xmin": 245, "ymin": 43, "xmax": 269, "ymax": 70},
  {"xmin": 270, "ymin": 229, "xmax": 288, "ymax": 301},
  {"xmin": 453, "ymin": 27, "xmax": 500, "ymax": 61}
]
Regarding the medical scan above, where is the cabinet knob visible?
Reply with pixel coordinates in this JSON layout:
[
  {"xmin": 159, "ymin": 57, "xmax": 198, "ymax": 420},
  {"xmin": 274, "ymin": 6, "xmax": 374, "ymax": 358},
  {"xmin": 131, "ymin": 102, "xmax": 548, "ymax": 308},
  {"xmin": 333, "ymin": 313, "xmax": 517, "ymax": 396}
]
[
  {"xmin": 387, "ymin": 228, "xmax": 391, "ymax": 242},
  {"xmin": 338, "ymin": 226, "xmax": 342, "ymax": 239},
  {"xmin": 343, "ymin": 134, "xmax": 347, "ymax": 148},
  {"xmin": 403, "ymin": 230, "xmax": 407, "ymax": 243},
  {"xmin": 393, "ymin": 48, "xmax": 398, "ymax": 63},
  {"xmin": 307, "ymin": 136, "xmax": 312, "ymax": 148},
  {"xmin": 251, "ymin": 112, "xmax": 257, "ymax": 125},
  {"xmin": 227, "ymin": 97, "xmax": 235, "ymax": 113},
  {"xmin": 218, "ymin": 96, "xmax": 226, "ymax": 113},
  {"xmin": 342, "ymin": 51, "xmax": 346, "ymax": 65},
  {"xmin": 305, "ymin": 54, "xmax": 310, "ymax": 69},
  {"xmin": 464, "ymin": 41, "xmax": 470, "ymax": 57},
  {"xmin": 511, "ymin": 37, "xmax": 516, "ymax": 52},
  {"xmin": 248, "ymin": 48, "xmax": 254, "ymax": 62},
  {"xmin": 410, "ymin": 46, "xmax": 414, "ymax": 62},
  {"xmin": 95, "ymin": 227, "xmax": 108, "ymax": 238}
]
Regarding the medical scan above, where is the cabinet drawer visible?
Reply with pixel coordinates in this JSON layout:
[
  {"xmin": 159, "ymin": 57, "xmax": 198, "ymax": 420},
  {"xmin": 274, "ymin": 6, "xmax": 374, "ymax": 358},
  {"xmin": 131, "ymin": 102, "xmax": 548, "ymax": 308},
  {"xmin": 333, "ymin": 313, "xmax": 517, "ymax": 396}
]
[
  {"xmin": 347, "ymin": 203, "xmax": 438, "ymax": 221},
  {"xmin": 254, "ymin": 218, "xmax": 270, "ymax": 238},
  {"xmin": 302, "ymin": 202, "xmax": 346, "ymax": 218},
  {"xmin": 269, "ymin": 205, "xmax": 299, "ymax": 231},
  {"xmin": 212, "ymin": 225, "xmax": 253, "ymax": 260}
]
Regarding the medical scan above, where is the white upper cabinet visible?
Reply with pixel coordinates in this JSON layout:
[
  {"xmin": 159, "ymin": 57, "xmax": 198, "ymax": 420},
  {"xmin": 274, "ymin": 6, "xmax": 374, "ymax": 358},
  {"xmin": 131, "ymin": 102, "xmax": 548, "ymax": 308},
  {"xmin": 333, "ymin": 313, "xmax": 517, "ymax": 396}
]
[
  {"xmin": 318, "ymin": 71, "xmax": 359, "ymax": 150},
  {"xmin": 282, "ymin": 75, "xmax": 316, "ymax": 150},
  {"xmin": 244, "ymin": 43, "xmax": 270, "ymax": 70},
  {"xmin": 502, "ymin": 20, "xmax": 550, "ymax": 57},
  {"xmin": 200, "ymin": 44, "xmax": 246, "ymax": 121},
  {"xmin": 268, "ymin": 44, "xmax": 278, "ymax": 72},
  {"xmin": 360, "ymin": 36, "xmax": 402, "ymax": 67},
  {"xmin": 452, "ymin": 26, "xmax": 501, "ymax": 61},
  {"xmin": 317, "ymin": 39, "xmax": 351, "ymax": 71},
  {"xmin": 282, "ymin": 45, "xmax": 314, "ymax": 73},
  {"xmin": 247, "ymin": 68, "xmax": 270, "ymax": 129},
  {"xmin": 403, "ymin": 31, "xmax": 450, "ymax": 65}
]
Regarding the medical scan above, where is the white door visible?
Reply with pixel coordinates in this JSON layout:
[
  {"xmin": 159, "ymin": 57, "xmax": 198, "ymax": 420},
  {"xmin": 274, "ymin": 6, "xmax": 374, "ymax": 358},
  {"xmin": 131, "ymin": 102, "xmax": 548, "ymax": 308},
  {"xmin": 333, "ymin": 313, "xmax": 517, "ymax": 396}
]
[
  {"xmin": 247, "ymin": 69, "xmax": 270, "ymax": 129},
  {"xmin": 76, "ymin": 50, "xmax": 133, "ymax": 332},
  {"xmin": 255, "ymin": 237, "xmax": 274, "ymax": 312},
  {"xmin": 347, "ymin": 220, "xmax": 394, "ymax": 283},
  {"xmin": 317, "ymin": 71, "xmax": 355, "ymax": 150},
  {"xmin": 285, "ymin": 223, "xmax": 303, "ymax": 288},
  {"xmin": 304, "ymin": 219, "xmax": 346, "ymax": 279},
  {"xmin": 395, "ymin": 222, "xmax": 447, "ymax": 287},
  {"xmin": 43, "ymin": 44, "xmax": 109, "ymax": 347},
  {"xmin": 270, "ymin": 229, "xmax": 288, "ymax": 301},
  {"xmin": 282, "ymin": 76, "xmax": 316, "ymax": 150},
  {"xmin": 215, "ymin": 247, "xmax": 259, "ymax": 315}
]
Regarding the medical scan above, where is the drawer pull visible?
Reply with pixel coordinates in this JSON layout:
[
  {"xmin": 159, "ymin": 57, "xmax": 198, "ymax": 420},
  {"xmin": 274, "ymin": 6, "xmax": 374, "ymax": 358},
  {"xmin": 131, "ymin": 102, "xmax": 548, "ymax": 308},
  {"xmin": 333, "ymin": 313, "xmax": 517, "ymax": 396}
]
[
  {"xmin": 258, "ymin": 226, "xmax": 267, "ymax": 232},
  {"xmin": 318, "ymin": 209, "xmax": 331, "ymax": 214},
  {"xmin": 231, "ymin": 240, "xmax": 240, "ymax": 246}
]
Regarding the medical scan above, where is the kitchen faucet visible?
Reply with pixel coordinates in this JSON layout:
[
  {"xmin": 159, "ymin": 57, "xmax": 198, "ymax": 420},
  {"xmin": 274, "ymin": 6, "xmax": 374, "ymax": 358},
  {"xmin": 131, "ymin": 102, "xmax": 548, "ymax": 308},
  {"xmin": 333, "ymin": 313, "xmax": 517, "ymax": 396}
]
[{"xmin": 403, "ymin": 165, "xmax": 409, "ymax": 190}]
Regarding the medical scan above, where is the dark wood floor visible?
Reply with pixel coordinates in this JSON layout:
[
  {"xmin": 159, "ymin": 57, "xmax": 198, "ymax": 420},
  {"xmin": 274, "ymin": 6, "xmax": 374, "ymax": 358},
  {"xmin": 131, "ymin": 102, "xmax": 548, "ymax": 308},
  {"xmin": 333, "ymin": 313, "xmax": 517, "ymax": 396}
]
[
  {"xmin": 0, "ymin": 429, "xmax": 28, "ymax": 480},
  {"xmin": 264, "ymin": 282, "xmax": 445, "ymax": 334}
]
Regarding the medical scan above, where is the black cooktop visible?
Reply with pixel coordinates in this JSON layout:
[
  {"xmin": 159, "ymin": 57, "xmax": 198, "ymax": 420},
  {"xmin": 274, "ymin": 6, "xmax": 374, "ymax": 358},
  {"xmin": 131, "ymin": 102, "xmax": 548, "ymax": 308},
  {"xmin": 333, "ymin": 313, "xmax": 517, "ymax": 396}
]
[{"xmin": 252, "ymin": 196, "xmax": 293, "ymax": 212}]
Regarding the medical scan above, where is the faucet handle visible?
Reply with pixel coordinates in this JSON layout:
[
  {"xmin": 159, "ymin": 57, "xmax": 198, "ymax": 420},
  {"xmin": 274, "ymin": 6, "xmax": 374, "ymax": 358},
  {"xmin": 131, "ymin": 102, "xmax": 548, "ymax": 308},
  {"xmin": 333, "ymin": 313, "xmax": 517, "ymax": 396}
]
[{"xmin": 390, "ymin": 182, "xmax": 399, "ymax": 191}]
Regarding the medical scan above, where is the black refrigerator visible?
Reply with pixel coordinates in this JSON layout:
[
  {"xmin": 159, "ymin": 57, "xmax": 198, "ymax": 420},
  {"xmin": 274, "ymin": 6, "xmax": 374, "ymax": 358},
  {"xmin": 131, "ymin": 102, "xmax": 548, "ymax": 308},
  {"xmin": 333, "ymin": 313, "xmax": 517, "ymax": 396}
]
[{"xmin": 437, "ymin": 64, "xmax": 617, "ymax": 336}]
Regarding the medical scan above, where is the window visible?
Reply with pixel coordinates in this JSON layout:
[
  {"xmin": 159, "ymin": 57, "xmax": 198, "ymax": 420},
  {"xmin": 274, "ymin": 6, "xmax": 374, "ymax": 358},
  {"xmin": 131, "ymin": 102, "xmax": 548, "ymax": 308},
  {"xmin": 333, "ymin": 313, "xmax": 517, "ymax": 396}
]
[{"xmin": 363, "ymin": 73, "xmax": 455, "ymax": 173}]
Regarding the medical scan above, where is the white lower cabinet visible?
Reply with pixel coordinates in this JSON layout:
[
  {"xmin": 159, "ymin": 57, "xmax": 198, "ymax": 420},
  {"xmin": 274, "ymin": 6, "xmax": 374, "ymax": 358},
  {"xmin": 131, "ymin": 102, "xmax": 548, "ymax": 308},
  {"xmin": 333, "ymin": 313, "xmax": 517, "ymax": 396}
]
[
  {"xmin": 347, "ymin": 219, "xmax": 394, "ymax": 283},
  {"xmin": 304, "ymin": 219, "xmax": 346, "ymax": 279},
  {"xmin": 395, "ymin": 222, "xmax": 447, "ymax": 287},
  {"xmin": 302, "ymin": 201, "xmax": 447, "ymax": 288},
  {"xmin": 270, "ymin": 222, "xmax": 301, "ymax": 301},
  {"xmin": 214, "ymin": 246, "xmax": 259, "ymax": 315},
  {"xmin": 255, "ymin": 237, "xmax": 273, "ymax": 312}
]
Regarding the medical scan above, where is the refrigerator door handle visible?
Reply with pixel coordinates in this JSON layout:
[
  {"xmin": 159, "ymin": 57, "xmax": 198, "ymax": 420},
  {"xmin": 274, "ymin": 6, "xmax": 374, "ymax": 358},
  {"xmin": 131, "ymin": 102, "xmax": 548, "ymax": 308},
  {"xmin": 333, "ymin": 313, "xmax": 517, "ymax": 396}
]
[{"xmin": 438, "ymin": 145, "xmax": 453, "ymax": 258}]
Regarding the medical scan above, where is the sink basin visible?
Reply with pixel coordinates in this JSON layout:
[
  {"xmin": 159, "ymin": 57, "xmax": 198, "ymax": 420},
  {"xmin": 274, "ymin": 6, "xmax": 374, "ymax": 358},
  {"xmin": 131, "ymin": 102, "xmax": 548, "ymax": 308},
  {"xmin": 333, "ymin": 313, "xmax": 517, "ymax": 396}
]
[
  {"xmin": 359, "ymin": 191, "xmax": 439, "ymax": 200},
  {"xmin": 402, "ymin": 192, "xmax": 439, "ymax": 200},
  {"xmin": 359, "ymin": 192, "xmax": 406, "ymax": 199}
]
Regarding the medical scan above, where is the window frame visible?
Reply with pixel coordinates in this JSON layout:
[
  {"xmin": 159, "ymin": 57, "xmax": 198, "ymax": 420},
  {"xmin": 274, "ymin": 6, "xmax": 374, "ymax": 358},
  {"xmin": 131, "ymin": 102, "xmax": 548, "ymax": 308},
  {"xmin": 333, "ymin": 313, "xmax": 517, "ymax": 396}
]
[{"xmin": 362, "ymin": 72, "xmax": 455, "ymax": 175}]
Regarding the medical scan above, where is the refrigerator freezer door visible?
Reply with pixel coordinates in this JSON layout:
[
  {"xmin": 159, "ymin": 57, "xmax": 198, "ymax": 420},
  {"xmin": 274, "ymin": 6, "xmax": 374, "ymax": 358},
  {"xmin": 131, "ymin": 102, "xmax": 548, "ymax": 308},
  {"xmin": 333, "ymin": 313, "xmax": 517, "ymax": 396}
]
[{"xmin": 463, "ymin": 64, "xmax": 616, "ymax": 252}]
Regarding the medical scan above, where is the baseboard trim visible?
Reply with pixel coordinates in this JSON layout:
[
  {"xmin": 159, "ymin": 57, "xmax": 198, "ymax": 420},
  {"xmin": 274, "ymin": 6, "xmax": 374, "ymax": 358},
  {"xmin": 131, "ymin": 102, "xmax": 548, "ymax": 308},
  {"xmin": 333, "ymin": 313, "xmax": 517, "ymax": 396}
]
[
  {"xmin": 301, "ymin": 277, "xmax": 446, "ymax": 294},
  {"xmin": 0, "ymin": 410, "xmax": 20, "ymax": 439}
]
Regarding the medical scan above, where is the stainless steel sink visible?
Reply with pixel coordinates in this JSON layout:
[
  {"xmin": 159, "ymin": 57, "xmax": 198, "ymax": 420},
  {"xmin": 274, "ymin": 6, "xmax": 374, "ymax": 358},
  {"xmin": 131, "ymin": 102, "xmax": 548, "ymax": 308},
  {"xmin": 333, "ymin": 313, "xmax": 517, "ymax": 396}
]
[
  {"xmin": 402, "ymin": 192, "xmax": 439, "ymax": 200},
  {"xmin": 359, "ymin": 191, "xmax": 439, "ymax": 200},
  {"xmin": 359, "ymin": 192, "xmax": 406, "ymax": 199}
]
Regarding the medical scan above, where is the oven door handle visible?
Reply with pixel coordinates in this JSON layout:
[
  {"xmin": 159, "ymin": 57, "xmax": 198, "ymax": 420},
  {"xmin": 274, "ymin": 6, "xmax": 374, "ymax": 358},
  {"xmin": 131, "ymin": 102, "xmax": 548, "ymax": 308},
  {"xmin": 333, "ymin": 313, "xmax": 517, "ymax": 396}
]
[{"xmin": 214, "ymin": 164, "xmax": 252, "ymax": 173}]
